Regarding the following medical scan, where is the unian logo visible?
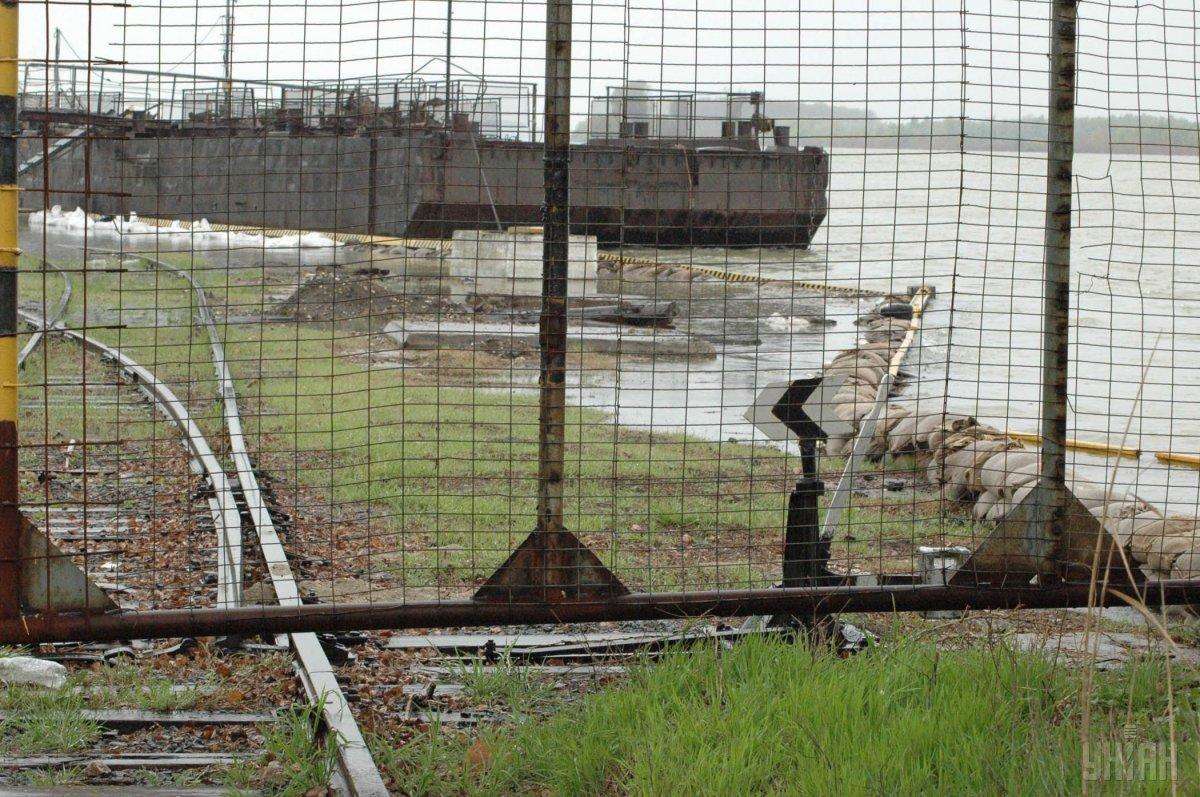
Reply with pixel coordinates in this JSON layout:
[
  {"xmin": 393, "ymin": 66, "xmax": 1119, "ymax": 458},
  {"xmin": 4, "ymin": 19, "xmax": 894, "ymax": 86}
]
[{"xmin": 1083, "ymin": 725, "xmax": 1173, "ymax": 783}]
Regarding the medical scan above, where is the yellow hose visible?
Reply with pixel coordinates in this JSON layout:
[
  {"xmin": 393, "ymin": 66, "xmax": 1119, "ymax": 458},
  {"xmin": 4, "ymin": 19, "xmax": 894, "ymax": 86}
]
[
  {"xmin": 1155, "ymin": 451, "xmax": 1200, "ymax": 468},
  {"xmin": 1004, "ymin": 430, "xmax": 1140, "ymax": 459}
]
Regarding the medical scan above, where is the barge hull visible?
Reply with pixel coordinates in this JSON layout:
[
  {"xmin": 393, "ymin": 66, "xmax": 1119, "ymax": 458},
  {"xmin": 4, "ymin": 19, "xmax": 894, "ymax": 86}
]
[
  {"xmin": 19, "ymin": 132, "xmax": 828, "ymax": 248},
  {"xmin": 411, "ymin": 205, "xmax": 824, "ymax": 247}
]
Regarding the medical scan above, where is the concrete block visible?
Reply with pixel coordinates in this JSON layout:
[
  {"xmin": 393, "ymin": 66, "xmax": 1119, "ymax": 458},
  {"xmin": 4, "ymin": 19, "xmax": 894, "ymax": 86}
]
[
  {"xmin": 448, "ymin": 229, "xmax": 598, "ymax": 298},
  {"xmin": 918, "ymin": 545, "xmax": 971, "ymax": 619}
]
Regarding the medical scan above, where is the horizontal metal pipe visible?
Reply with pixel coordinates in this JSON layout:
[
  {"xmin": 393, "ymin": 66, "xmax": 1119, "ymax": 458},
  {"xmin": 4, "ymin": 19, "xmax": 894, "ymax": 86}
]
[{"xmin": 3, "ymin": 581, "xmax": 1198, "ymax": 645}]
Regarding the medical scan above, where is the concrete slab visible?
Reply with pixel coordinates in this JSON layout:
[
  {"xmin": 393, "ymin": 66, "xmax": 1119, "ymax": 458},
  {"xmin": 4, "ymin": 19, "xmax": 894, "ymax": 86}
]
[
  {"xmin": 384, "ymin": 319, "xmax": 716, "ymax": 359},
  {"xmin": 1009, "ymin": 630, "xmax": 1200, "ymax": 670}
]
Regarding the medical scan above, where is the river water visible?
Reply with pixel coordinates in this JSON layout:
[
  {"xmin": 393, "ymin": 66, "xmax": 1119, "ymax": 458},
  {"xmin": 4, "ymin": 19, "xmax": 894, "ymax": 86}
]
[
  {"xmin": 578, "ymin": 149, "xmax": 1200, "ymax": 514},
  {"xmin": 23, "ymin": 148, "xmax": 1200, "ymax": 513}
]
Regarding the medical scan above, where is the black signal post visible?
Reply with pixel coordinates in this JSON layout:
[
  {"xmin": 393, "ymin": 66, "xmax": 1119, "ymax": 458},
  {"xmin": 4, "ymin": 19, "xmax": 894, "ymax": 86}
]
[{"xmin": 767, "ymin": 377, "xmax": 838, "ymax": 629}]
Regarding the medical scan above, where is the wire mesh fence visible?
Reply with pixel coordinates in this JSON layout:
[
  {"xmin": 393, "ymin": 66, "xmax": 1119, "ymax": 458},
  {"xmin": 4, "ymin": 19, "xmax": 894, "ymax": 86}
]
[{"xmin": 4, "ymin": 0, "xmax": 1200, "ymax": 641}]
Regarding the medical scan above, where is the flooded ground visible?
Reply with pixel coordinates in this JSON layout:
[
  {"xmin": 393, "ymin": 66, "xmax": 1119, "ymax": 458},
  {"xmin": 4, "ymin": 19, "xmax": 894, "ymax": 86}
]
[
  {"xmin": 19, "ymin": 148, "xmax": 1200, "ymax": 513},
  {"xmin": 610, "ymin": 149, "xmax": 1200, "ymax": 514}
]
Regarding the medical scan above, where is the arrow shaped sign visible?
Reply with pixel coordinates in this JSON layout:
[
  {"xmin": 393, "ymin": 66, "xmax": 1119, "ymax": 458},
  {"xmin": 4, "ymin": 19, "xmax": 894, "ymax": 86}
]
[{"xmin": 744, "ymin": 372, "xmax": 852, "ymax": 443}]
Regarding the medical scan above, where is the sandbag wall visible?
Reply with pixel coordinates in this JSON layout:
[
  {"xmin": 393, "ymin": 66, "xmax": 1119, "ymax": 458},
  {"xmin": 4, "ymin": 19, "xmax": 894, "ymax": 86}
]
[{"xmin": 823, "ymin": 298, "xmax": 1200, "ymax": 581}]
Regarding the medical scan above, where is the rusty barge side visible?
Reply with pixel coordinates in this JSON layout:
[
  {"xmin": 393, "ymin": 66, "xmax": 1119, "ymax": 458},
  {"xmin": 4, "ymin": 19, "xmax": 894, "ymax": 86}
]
[{"xmin": 20, "ymin": 122, "xmax": 828, "ymax": 248}]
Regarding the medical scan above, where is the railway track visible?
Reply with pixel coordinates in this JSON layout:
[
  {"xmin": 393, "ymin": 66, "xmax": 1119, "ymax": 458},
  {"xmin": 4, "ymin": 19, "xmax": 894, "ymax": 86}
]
[
  {"xmin": 12, "ymin": 251, "xmax": 746, "ymax": 793},
  {"xmin": 114, "ymin": 250, "xmax": 388, "ymax": 796},
  {"xmin": 10, "ymin": 255, "xmax": 387, "ymax": 795}
]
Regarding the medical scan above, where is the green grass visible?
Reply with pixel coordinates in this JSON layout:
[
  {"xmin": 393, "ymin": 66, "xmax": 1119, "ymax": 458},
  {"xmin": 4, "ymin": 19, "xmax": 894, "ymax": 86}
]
[
  {"xmin": 12, "ymin": 765, "xmax": 87, "ymax": 788},
  {"xmin": 16, "ymin": 241, "xmax": 1200, "ymax": 797},
  {"xmin": 371, "ymin": 635, "xmax": 1200, "ymax": 796},
  {"xmin": 0, "ymin": 684, "xmax": 101, "ymax": 756},
  {"xmin": 16, "ymin": 260, "xmax": 189, "ymax": 495},
  {"xmin": 223, "ymin": 699, "xmax": 339, "ymax": 797},
  {"xmin": 450, "ymin": 655, "xmax": 559, "ymax": 719},
  {"xmin": 21, "ymin": 254, "xmax": 804, "ymax": 591},
  {"xmin": 0, "ymin": 650, "xmax": 97, "ymax": 767},
  {"xmin": 18, "ymin": 252, "xmax": 974, "ymax": 593},
  {"xmin": 81, "ymin": 659, "xmax": 210, "ymax": 712},
  {"xmin": 0, "ymin": 659, "xmax": 207, "ymax": 757}
]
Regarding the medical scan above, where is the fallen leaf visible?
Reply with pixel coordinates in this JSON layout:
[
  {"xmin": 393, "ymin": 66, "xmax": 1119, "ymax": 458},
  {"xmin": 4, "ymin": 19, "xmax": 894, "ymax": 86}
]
[
  {"xmin": 465, "ymin": 739, "xmax": 492, "ymax": 771},
  {"xmin": 84, "ymin": 760, "xmax": 112, "ymax": 778}
]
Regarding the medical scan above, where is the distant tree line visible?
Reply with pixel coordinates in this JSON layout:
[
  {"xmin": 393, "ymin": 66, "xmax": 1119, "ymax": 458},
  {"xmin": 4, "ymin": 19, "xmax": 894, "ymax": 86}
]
[{"xmin": 777, "ymin": 110, "xmax": 1200, "ymax": 153}]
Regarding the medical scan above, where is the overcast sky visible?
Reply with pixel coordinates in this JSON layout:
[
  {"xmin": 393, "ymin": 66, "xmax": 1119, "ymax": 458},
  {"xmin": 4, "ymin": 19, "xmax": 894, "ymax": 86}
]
[{"xmin": 18, "ymin": 0, "xmax": 1200, "ymax": 120}]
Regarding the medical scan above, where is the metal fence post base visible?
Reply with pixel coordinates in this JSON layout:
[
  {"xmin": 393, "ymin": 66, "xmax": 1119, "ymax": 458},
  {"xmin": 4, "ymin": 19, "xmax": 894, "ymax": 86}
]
[{"xmin": 473, "ymin": 528, "xmax": 629, "ymax": 603}]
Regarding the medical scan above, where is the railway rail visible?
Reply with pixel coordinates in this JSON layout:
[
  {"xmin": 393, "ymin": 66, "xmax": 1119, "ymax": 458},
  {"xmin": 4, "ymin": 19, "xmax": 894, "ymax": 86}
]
[
  {"xmin": 113, "ymin": 250, "xmax": 388, "ymax": 796},
  {"xmin": 11, "ymin": 254, "xmax": 387, "ymax": 795}
]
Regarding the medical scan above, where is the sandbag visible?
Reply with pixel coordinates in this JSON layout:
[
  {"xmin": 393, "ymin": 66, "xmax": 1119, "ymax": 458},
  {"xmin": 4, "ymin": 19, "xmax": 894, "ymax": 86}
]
[
  {"xmin": 1140, "ymin": 534, "xmax": 1194, "ymax": 574},
  {"xmin": 1130, "ymin": 517, "xmax": 1198, "ymax": 572},
  {"xmin": 1067, "ymin": 480, "xmax": 1121, "ymax": 512},
  {"xmin": 939, "ymin": 446, "xmax": 982, "ymax": 497},
  {"xmin": 867, "ymin": 405, "xmax": 911, "ymax": 459},
  {"xmin": 1115, "ymin": 511, "xmax": 1165, "ymax": 549},
  {"xmin": 973, "ymin": 489, "xmax": 1000, "ymax": 519},
  {"xmin": 915, "ymin": 413, "xmax": 975, "ymax": 449},
  {"xmin": 825, "ymin": 435, "xmax": 852, "ymax": 457},
  {"xmin": 964, "ymin": 440, "xmax": 1022, "ymax": 493},
  {"xmin": 987, "ymin": 481, "xmax": 1037, "ymax": 521},
  {"xmin": 978, "ymin": 449, "xmax": 1037, "ymax": 493},
  {"xmin": 887, "ymin": 415, "xmax": 922, "ymax": 454},
  {"xmin": 815, "ymin": 299, "xmax": 1200, "ymax": 592},
  {"xmin": 1170, "ymin": 550, "xmax": 1200, "ymax": 579}
]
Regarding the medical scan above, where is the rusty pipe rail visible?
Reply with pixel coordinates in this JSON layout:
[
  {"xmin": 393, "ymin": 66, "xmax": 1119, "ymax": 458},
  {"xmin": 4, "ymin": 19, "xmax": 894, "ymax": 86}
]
[{"xmin": 4, "ymin": 580, "xmax": 1200, "ymax": 645}]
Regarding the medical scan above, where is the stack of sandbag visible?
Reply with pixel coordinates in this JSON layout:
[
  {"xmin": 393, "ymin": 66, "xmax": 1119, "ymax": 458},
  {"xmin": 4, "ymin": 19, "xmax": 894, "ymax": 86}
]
[
  {"xmin": 877, "ymin": 406, "xmax": 1199, "ymax": 579},
  {"xmin": 823, "ymin": 302, "xmax": 912, "ymax": 456},
  {"xmin": 822, "ymin": 300, "xmax": 1200, "ymax": 581}
]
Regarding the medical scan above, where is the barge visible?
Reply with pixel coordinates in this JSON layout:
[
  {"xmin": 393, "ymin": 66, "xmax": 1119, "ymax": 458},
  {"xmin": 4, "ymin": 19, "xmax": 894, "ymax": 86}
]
[{"xmin": 18, "ymin": 73, "xmax": 829, "ymax": 248}]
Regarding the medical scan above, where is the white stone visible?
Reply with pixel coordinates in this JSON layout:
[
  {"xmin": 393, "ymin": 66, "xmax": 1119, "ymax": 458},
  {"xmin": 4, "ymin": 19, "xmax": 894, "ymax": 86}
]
[
  {"xmin": 448, "ymin": 229, "xmax": 598, "ymax": 299},
  {"xmin": 0, "ymin": 656, "xmax": 69, "ymax": 689}
]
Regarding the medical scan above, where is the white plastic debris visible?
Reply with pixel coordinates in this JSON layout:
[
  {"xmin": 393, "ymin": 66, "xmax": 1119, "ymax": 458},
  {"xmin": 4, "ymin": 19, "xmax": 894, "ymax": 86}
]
[
  {"xmin": 0, "ymin": 655, "xmax": 69, "ymax": 689},
  {"xmin": 763, "ymin": 313, "xmax": 815, "ymax": 333},
  {"xmin": 29, "ymin": 205, "xmax": 341, "ymax": 250}
]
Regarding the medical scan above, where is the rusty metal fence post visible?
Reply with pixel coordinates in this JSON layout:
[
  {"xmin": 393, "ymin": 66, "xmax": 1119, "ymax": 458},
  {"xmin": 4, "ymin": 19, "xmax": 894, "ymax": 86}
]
[
  {"xmin": 537, "ymin": 0, "xmax": 573, "ymax": 588},
  {"xmin": 474, "ymin": 0, "xmax": 627, "ymax": 602},
  {"xmin": 1037, "ymin": 0, "xmax": 1076, "ymax": 535}
]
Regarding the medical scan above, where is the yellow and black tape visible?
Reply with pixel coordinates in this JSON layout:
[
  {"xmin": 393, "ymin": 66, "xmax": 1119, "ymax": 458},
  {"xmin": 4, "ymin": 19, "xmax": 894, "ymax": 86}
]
[
  {"xmin": 594, "ymin": 250, "xmax": 883, "ymax": 297},
  {"xmin": 0, "ymin": 0, "xmax": 19, "ymax": 414},
  {"xmin": 0, "ymin": 0, "xmax": 19, "ymax": 617}
]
